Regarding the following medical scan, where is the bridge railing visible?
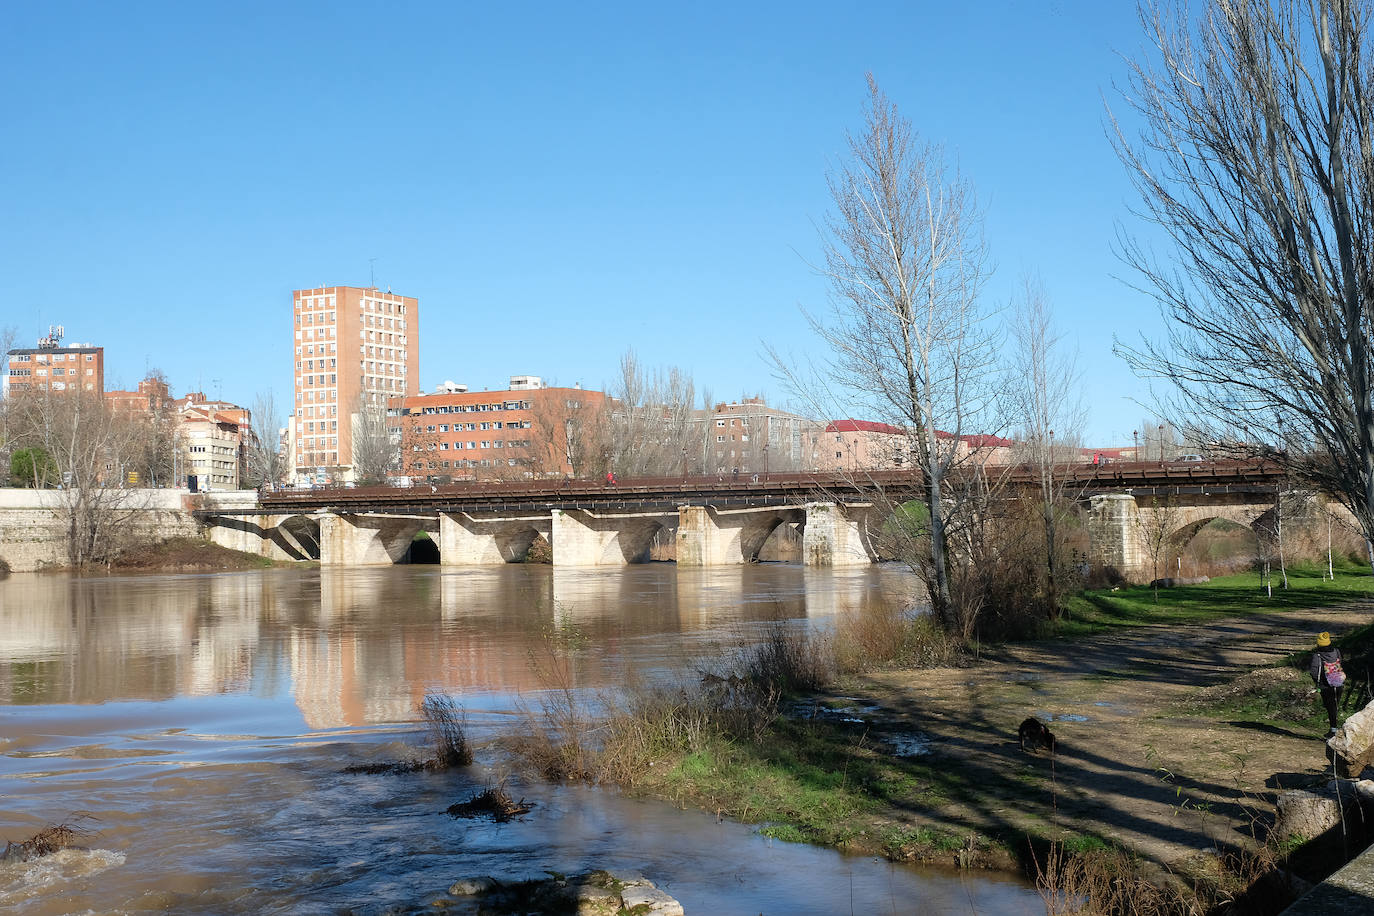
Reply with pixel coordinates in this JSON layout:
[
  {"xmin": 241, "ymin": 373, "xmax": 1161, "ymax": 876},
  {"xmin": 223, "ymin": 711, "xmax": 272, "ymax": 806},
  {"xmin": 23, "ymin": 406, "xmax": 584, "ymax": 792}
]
[{"xmin": 253, "ymin": 459, "xmax": 1285, "ymax": 514}]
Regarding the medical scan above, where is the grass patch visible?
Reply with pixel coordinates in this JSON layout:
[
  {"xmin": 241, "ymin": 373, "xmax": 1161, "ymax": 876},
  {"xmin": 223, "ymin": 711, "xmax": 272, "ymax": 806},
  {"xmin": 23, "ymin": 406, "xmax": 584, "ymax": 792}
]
[
  {"xmin": 759, "ymin": 824, "xmax": 808, "ymax": 844},
  {"xmin": 635, "ymin": 713, "xmax": 982, "ymax": 852},
  {"xmin": 1056, "ymin": 564, "xmax": 1374, "ymax": 637}
]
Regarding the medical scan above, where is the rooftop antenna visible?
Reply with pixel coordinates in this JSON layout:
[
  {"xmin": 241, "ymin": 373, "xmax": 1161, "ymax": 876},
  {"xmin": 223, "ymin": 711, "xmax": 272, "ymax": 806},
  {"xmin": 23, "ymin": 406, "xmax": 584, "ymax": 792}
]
[{"xmin": 369, "ymin": 257, "xmax": 378, "ymax": 289}]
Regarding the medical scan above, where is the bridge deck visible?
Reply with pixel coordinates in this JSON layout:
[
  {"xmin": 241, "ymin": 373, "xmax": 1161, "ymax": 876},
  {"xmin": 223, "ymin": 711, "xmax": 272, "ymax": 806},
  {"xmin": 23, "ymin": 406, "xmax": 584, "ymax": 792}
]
[{"xmin": 226, "ymin": 461, "xmax": 1285, "ymax": 518}]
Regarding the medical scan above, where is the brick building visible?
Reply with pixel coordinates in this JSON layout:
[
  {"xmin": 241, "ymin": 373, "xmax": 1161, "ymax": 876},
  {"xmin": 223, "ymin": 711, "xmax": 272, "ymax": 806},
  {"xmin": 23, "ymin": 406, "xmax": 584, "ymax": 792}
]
[
  {"xmin": 391, "ymin": 378, "xmax": 607, "ymax": 480},
  {"xmin": 290, "ymin": 286, "xmax": 419, "ymax": 483},
  {"xmin": 696, "ymin": 397, "xmax": 825, "ymax": 474},
  {"xmin": 4, "ymin": 326, "xmax": 104, "ymax": 400},
  {"xmin": 105, "ymin": 375, "xmax": 170, "ymax": 414}
]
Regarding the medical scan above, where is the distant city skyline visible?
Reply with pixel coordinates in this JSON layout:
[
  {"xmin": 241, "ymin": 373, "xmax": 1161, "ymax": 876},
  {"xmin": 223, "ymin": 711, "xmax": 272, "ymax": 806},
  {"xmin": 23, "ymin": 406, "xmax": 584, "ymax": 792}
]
[{"xmin": 2, "ymin": 2, "xmax": 1169, "ymax": 447}]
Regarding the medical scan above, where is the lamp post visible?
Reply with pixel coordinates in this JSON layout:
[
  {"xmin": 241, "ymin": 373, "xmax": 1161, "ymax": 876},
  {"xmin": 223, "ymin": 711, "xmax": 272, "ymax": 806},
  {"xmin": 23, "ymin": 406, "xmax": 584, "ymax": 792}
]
[
  {"xmin": 1158, "ymin": 424, "xmax": 1165, "ymax": 462},
  {"xmin": 762, "ymin": 442, "xmax": 770, "ymax": 477},
  {"xmin": 1133, "ymin": 429, "xmax": 1138, "ymax": 461}
]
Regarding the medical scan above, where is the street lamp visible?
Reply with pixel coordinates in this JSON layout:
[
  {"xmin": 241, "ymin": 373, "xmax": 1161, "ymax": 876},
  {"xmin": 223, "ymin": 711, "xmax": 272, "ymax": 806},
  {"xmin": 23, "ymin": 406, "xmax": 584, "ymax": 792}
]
[
  {"xmin": 1133, "ymin": 429, "xmax": 1138, "ymax": 461},
  {"xmin": 1158, "ymin": 424, "xmax": 1165, "ymax": 462}
]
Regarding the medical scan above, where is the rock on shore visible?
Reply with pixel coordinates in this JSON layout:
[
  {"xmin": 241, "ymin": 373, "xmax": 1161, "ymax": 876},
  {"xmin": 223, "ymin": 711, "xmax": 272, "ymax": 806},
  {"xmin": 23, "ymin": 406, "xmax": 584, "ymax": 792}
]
[{"xmin": 438, "ymin": 869, "xmax": 684, "ymax": 915}]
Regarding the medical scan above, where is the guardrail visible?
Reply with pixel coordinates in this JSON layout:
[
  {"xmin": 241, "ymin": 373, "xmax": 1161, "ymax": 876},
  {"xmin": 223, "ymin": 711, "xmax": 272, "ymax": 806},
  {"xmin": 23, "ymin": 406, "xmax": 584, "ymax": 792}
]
[{"xmin": 217, "ymin": 460, "xmax": 1286, "ymax": 518}]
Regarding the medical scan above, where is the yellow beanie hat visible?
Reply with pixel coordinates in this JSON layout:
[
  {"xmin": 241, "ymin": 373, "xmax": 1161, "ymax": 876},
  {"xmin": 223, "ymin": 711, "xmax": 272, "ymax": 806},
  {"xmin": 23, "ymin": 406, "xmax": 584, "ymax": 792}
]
[{"xmin": 1318, "ymin": 632, "xmax": 1332, "ymax": 647}]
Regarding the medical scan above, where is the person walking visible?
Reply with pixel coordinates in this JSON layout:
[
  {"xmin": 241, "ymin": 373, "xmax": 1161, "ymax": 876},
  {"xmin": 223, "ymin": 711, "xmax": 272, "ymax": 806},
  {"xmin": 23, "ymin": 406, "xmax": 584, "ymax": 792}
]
[{"xmin": 1310, "ymin": 631, "xmax": 1347, "ymax": 736}]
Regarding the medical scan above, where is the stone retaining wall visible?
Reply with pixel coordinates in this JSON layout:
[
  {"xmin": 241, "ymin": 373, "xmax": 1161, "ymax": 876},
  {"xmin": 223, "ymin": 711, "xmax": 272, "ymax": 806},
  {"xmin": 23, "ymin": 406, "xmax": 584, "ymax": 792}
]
[{"xmin": 0, "ymin": 488, "xmax": 206, "ymax": 572}]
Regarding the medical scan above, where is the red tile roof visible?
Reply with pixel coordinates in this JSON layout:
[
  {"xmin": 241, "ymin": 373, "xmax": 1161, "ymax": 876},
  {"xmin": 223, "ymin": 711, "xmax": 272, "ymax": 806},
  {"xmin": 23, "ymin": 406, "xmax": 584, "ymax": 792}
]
[{"xmin": 826, "ymin": 418, "xmax": 906, "ymax": 436}]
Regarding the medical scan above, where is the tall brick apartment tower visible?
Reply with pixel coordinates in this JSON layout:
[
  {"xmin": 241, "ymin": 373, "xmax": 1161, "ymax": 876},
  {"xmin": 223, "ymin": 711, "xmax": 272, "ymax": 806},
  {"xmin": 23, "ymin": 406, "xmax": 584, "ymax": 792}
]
[{"xmin": 290, "ymin": 286, "xmax": 419, "ymax": 482}]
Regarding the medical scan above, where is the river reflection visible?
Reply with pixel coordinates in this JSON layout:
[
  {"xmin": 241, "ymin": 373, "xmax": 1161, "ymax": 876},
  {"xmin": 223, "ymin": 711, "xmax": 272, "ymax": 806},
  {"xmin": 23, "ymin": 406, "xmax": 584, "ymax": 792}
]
[
  {"xmin": 0, "ymin": 565, "xmax": 915, "ymax": 727},
  {"xmin": 0, "ymin": 565, "xmax": 1042, "ymax": 914}
]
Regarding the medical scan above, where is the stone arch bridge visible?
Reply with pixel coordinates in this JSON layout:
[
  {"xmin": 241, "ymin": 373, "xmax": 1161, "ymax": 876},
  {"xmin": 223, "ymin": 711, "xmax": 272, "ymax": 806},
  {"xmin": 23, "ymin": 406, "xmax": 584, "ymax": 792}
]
[{"xmin": 196, "ymin": 462, "xmax": 1312, "ymax": 578}]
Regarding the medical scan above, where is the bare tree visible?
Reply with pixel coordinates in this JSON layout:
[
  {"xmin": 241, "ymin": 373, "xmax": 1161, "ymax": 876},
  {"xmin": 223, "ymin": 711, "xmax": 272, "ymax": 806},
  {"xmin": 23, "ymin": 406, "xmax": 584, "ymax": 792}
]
[
  {"xmin": 6, "ymin": 388, "xmax": 147, "ymax": 565},
  {"xmin": 351, "ymin": 395, "xmax": 397, "ymax": 484},
  {"xmin": 527, "ymin": 389, "xmax": 609, "ymax": 478},
  {"xmin": 606, "ymin": 351, "xmax": 701, "ymax": 478},
  {"xmin": 246, "ymin": 391, "xmax": 286, "ymax": 488},
  {"xmin": 1135, "ymin": 494, "xmax": 1182, "ymax": 597},
  {"xmin": 0, "ymin": 324, "xmax": 16, "ymax": 483},
  {"xmin": 782, "ymin": 75, "xmax": 998, "ymax": 632},
  {"xmin": 1113, "ymin": 0, "xmax": 1374, "ymax": 568},
  {"xmin": 1008, "ymin": 275, "xmax": 1087, "ymax": 618}
]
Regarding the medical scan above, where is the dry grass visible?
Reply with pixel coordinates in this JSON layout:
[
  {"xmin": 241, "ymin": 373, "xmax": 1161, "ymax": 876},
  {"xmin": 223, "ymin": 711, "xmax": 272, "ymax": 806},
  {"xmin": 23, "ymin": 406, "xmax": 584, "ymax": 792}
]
[
  {"xmin": 509, "ymin": 597, "xmax": 952, "ymax": 785},
  {"xmin": 1034, "ymin": 836, "xmax": 1303, "ymax": 916},
  {"xmin": 421, "ymin": 693, "xmax": 472, "ymax": 768},
  {"xmin": 737, "ymin": 622, "xmax": 835, "ymax": 691},
  {"xmin": 340, "ymin": 694, "xmax": 472, "ymax": 775}
]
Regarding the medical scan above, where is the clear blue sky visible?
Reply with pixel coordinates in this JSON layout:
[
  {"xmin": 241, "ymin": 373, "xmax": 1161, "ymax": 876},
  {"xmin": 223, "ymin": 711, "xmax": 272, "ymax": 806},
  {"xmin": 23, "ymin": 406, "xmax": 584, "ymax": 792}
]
[{"xmin": 1, "ymin": 1, "xmax": 1168, "ymax": 446}]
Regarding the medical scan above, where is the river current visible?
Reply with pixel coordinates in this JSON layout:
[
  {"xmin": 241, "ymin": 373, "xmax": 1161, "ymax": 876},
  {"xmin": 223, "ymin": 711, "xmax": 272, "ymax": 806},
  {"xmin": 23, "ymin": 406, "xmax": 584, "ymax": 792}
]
[{"xmin": 0, "ymin": 564, "xmax": 1043, "ymax": 914}]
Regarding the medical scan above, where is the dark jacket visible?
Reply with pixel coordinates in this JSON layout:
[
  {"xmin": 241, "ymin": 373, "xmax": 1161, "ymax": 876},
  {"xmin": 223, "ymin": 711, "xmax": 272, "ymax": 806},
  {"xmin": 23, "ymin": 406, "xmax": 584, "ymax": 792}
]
[{"xmin": 1311, "ymin": 647, "xmax": 1343, "ymax": 687}]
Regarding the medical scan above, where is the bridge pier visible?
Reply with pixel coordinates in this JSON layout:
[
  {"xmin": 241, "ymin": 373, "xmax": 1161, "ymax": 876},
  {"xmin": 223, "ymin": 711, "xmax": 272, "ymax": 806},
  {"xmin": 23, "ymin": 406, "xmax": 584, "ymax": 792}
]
[
  {"xmin": 801, "ymin": 502, "xmax": 876, "ymax": 566},
  {"xmin": 204, "ymin": 512, "xmax": 322, "ymax": 561},
  {"xmin": 676, "ymin": 503, "xmax": 866, "ymax": 566},
  {"xmin": 1088, "ymin": 494, "xmax": 1144, "ymax": 578},
  {"xmin": 320, "ymin": 513, "xmax": 434, "ymax": 566},
  {"xmin": 550, "ymin": 508, "xmax": 673, "ymax": 566},
  {"xmin": 439, "ymin": 511, "xmax": 550, "ymax": 565}
]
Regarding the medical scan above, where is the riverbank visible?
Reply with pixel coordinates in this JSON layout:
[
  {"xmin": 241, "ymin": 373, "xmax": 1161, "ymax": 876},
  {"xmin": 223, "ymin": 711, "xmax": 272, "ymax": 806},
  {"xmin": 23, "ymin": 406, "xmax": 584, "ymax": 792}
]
[
  {"xmin": 531, "ymin": 566, "xmax": 1374, "ymax": 908},
  {"xmin": 108, "ymin": 536, "xmax": 299, "ymax": 572}
]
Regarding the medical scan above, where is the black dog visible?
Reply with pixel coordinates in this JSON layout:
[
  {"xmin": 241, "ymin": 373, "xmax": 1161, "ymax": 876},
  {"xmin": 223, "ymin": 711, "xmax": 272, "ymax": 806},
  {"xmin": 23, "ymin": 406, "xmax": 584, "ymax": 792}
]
[{"xmin": 1018, "ymin": 717, "xmax": 1057, "ymax": 754}]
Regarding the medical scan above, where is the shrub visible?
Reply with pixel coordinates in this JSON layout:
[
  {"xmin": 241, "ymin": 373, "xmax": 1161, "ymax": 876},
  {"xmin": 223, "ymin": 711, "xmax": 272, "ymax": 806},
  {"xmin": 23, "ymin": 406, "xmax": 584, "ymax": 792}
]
[
  {"xmin": 421, "ymin": 694, "xmax": 472, "ymax": 768},
  {"xmin": 738, "ymin": 622, "xmax": 835, "ymax": 692}
]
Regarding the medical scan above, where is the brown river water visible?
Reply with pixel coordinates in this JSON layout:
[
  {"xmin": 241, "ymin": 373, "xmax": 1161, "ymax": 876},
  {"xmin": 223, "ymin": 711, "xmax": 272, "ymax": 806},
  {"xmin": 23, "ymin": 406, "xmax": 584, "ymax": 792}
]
[{"xmin": 0, "ymin": 564, "xmax": 1043, "ymax": 915}]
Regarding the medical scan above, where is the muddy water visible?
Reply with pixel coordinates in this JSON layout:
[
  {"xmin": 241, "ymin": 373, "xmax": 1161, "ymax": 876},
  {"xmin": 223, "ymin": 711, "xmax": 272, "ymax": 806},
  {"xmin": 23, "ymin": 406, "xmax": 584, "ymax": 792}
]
[{"xmin": 0, "ymin": 565, "xmax": 1043, "ymax": 914}]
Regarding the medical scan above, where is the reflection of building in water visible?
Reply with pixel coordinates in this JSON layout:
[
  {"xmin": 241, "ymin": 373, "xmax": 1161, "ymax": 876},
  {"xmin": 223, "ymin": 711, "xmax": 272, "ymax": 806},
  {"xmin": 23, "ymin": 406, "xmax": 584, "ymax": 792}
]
[
  {"xmin": 292, "ymin": 569, "xmax": 560, "ymax": 728},
  {"xmin": 0, "ymin": 574, "xmax": 270, "ymax": 705},
  {"xmin": 188, "ymin": 575, "xmax": 264, "ymax": 696},
  {"xmin": 0, "ymin": 565, "xmax": 925, "ymax": 726}
]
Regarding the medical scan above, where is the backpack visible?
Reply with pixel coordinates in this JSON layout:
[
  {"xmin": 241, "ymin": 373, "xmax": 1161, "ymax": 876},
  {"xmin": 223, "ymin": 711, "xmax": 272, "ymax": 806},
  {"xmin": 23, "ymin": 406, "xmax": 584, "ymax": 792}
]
[{"xmin": 1323, "ymin": 659, "xmax": 1347, "ymax": 687}]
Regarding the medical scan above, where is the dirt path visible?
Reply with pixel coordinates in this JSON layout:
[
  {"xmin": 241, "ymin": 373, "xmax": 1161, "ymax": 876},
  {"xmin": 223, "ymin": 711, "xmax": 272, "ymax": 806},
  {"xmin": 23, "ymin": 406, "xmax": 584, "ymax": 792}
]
[{"xmin": 853, "ymin": 602, "xmax": 1374, "ymax": 868}]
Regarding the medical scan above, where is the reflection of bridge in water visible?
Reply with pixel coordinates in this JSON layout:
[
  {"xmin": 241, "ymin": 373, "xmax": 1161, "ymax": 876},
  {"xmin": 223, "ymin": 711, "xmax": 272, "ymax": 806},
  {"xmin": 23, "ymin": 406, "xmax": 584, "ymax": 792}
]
[
  {"xmin": 197, "ymin": 461, "xmax": 1306, "ymax": 579},
  {"xmin": 0, "ymin": 565, "xmax": 907, "ymax": 728}
]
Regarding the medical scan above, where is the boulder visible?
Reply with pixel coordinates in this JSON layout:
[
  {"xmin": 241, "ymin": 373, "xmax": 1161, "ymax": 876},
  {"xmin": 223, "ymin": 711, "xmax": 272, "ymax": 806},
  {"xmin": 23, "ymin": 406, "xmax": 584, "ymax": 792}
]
[
  {"xmin": 1275, "ymin": 784, "xmax": 1364, "ymax": 839},
  {"xmin": 574, "ymin": 884, "xmax": 621, "ymax": 916},
  {"xmin": 620, "ymin": 884, "xmax": 685, "ymax": 916},
  {"xmin": 1329, "ymin": 702, "xmax": 1374, "ymax": 778},
  {"xmin": 448, "ymin": 876, "xmax": 499, "ymax": 896}
]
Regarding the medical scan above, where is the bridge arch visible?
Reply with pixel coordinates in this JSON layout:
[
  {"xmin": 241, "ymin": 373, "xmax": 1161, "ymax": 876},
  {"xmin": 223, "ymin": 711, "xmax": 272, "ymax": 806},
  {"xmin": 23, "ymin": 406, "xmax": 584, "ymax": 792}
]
[
  {"xmin": 278, "ymin": 514, "xmax": 321, "ymax": 561},
  {"xmin": 320, "ymin": 514, "xmax": 439, "ymax": 566},
  {"xmin": 495, "ymin": 525, "xmax": 544, "ymax": 563}
]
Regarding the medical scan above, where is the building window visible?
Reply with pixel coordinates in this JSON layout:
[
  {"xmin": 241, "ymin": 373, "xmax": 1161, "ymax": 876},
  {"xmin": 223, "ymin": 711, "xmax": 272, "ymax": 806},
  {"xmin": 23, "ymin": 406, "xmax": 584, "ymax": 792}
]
[{"xmin": 716, "ymin": 419, "xmax": 725, "ymax": 427}]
